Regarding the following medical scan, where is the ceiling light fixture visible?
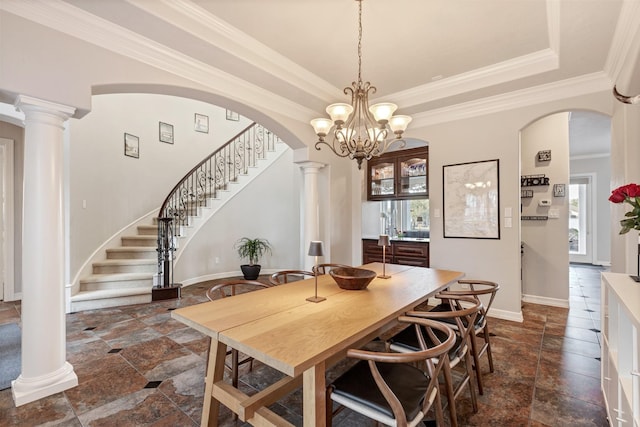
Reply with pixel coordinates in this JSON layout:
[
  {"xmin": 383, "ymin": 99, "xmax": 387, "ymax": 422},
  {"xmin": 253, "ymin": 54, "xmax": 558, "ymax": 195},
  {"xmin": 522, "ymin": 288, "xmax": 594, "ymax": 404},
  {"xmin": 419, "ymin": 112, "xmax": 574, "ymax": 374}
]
[{"xmin": 310, "ymin": 0, "xmax": 411, "ymax": 169}]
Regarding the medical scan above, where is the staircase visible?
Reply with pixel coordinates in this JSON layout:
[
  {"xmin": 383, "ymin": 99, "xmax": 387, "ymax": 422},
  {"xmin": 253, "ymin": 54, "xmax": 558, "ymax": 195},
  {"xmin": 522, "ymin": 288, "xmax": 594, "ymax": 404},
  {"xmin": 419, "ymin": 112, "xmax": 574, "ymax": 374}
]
[{"xmin": 70, "ymin": 123, "xmax": 286, "ymax": 312}]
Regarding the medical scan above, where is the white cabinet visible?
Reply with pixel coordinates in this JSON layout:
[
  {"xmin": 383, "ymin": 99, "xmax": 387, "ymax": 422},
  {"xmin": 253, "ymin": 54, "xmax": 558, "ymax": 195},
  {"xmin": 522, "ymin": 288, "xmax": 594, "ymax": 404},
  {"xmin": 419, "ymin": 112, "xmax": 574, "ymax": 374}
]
[{"xmin": 602, "ymin": 273, "xmax": 640, "ymax": 426}]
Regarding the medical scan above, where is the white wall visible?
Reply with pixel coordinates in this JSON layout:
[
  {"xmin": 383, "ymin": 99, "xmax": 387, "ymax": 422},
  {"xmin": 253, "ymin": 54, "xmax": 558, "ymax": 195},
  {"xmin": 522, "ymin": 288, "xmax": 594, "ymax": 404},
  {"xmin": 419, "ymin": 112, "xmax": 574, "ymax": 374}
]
[
  {"xmin": 570, "ymin": 155, "xmax": 611, "ymax": 265},
  {"xmin": 521, "ymin": 113, "xmax": 570, "ymax": 305},
  {"xmin": 175, "ymin": 149, "xmax": 300, "ymax": 282},
  {"xmin": 69, "ymin": 93, "xmax": 253, "ymax": 278}
]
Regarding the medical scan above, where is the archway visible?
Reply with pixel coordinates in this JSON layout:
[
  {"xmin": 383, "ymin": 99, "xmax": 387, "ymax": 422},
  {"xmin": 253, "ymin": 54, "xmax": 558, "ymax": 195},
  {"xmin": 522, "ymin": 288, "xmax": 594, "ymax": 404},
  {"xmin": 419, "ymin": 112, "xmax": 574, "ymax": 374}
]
[{"xmin": 520, "ymin": 110, "xmax": 611, "ymax": 306}]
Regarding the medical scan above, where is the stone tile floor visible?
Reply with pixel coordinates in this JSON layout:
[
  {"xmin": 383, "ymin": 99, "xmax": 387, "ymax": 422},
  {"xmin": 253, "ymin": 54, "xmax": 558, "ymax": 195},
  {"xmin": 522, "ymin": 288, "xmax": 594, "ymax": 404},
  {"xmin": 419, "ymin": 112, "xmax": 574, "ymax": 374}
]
[{"xmin": 0, "ymin": 265, "xmax": 608, "ymax": 426}]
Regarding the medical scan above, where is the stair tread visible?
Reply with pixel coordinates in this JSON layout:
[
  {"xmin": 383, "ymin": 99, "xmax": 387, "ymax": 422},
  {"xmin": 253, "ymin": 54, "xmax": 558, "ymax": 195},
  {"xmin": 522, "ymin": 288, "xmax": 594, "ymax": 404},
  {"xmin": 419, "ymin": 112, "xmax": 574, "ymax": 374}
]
[
  {"xmin": 80, "ymin": 272, "xmax": 154, "ymax": 283},
  {"xmin": 122, "ymin": 235, "xmax": 157, "ymax": 239},
  {"xmin": 107, "ymin": 246, "xmax": 157, "ymax": 252},
  {"xmin": 93, "ymin": 259, "xmax": 156, "ymax": 266},
  {"xmin": 71, "ymin": 287, "xmax": 151, "ymax": 301}
]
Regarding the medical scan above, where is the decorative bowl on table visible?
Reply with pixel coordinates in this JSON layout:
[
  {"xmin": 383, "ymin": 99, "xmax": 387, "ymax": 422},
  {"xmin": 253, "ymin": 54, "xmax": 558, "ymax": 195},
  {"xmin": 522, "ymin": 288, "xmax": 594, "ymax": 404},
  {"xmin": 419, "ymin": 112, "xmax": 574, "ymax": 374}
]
[{"xmin": 329, "ymin": 267, "xmax": 376, "ymax": 290}]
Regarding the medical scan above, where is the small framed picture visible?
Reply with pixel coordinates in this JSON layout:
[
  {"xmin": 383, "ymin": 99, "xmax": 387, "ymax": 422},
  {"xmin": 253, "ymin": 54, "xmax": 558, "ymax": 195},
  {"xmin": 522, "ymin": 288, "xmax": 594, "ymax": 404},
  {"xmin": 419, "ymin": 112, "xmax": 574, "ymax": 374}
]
[
  {"xmin": 226, "ymin": 109, "xmax": 239, "ymax": 121},
  {"xmin": 159, "ymin": 122, "xmax": 174, "ymax": 144},
  {"xmin": 553, "ymin": 183, "xmax": 566, "ymax": 197},
  {"xmin": 194, "ymin": 113, "xmax": 209, "ymax": 133},
  {"xmin": 124, "ymin": 133, "xmax": 139, "ymax": 158},
  {"xmin": 537, "ymin": 150, "xmax": 551, "ymax": 162}
]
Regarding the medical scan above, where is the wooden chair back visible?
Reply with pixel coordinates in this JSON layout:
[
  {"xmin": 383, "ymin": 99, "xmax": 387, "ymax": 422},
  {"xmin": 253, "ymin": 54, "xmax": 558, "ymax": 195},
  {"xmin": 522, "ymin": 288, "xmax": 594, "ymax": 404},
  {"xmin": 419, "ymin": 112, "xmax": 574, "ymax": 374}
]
[{"xmin": 269, "ymin": 270, "xmax": 314, "ymax": 285}]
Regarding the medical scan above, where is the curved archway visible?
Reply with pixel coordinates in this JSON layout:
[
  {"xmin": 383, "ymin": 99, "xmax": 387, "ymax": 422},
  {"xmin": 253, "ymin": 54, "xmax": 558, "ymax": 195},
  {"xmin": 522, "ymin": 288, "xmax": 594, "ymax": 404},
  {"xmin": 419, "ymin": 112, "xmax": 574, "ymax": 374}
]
[
  {"xmin": 92, "ymin": 83, "xmax": 307, "ymax": 151},
  {"xmin": 520, "ymin": 109, "xmax": 611, "ymax": 305}
]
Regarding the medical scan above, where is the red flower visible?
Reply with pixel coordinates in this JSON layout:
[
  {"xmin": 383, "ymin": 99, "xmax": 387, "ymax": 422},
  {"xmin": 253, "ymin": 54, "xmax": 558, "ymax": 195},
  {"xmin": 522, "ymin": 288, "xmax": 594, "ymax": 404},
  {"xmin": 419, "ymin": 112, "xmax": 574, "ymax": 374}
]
[
  {"xmin": 610, "ymin": 183, "xmax": 640, "ymax": 234},
  {"xmin": 609, "ymin": 183, "xmax": 640, "ymax": 203}
]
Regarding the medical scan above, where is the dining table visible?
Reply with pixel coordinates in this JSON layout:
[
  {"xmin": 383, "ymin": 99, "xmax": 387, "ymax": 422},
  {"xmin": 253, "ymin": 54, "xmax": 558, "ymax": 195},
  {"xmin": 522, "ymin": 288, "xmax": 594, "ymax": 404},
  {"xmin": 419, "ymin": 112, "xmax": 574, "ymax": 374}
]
[{"xmin": 171, "ymin": 262, "xmax": 464, "ymax": 427}]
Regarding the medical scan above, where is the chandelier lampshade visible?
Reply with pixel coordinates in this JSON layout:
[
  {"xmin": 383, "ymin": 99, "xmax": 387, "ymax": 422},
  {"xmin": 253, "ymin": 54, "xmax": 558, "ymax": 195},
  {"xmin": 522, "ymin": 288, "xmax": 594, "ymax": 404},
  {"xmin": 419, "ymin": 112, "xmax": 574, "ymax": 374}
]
[{"xmin": 310, "ymin": 0, "xmax": 411, "ymax": 169}]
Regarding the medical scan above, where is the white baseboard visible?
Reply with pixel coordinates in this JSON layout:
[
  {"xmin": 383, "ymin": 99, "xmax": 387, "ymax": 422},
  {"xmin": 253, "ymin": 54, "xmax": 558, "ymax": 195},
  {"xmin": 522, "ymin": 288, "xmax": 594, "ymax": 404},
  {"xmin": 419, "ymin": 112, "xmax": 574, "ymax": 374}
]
[
  {"xmin": 521, "ymin": 293, "xmax": 569, "ymax": 308},
  {"xmin": 488, "ymin": 307, "xmax": 524, "ymax": 323}
]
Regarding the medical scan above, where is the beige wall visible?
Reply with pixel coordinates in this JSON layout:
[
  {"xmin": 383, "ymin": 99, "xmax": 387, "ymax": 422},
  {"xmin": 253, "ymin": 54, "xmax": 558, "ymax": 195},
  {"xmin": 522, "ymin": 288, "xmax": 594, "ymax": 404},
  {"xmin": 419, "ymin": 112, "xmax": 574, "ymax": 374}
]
[{"xmin": 521, "ymin": 113, "xmax": 570, "ymax": 304}]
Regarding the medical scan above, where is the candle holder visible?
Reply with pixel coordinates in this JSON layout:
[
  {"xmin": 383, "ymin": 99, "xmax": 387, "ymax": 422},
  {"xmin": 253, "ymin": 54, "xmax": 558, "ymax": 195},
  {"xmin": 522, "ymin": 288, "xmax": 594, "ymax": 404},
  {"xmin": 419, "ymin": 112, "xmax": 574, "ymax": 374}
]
[
  {"xmin": 378, "ymin": 234, "xmax": 391, "ymax": 279},
  {"xmin": 306, "ymin": 241, "xmax": 326, "ymax": 302}
]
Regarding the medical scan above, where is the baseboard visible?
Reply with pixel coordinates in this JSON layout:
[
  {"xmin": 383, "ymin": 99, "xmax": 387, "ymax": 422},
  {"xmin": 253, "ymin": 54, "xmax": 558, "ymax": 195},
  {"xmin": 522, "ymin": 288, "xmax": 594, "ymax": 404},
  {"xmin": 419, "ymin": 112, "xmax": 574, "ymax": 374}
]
[
  {"xmin": 521, "ymin": 293, "xmax": 570, "ymax": 308},
  {"xmin": 487, "ymin": 307, "xmax": 524, "ymax": 323}
]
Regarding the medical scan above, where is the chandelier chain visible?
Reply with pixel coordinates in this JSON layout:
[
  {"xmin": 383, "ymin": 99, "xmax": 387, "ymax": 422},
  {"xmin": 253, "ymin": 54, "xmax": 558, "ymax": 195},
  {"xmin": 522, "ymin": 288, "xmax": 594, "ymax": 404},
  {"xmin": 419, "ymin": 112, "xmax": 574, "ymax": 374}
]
[{"xmin": 357, "ymin": 0, "xmax": 362, "ymax": 84}]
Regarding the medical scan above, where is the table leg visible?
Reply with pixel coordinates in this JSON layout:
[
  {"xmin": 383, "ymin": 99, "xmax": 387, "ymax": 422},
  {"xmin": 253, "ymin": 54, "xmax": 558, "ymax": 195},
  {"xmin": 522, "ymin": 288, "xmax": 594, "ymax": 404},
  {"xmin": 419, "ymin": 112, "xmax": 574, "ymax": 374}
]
[
  {"xmin": 202, "ymin": 339, "xmax": 227, "ymax": 427},
  {"xmin": 303, "ymin": 361, "xmax": 326, "ymax": 427}
]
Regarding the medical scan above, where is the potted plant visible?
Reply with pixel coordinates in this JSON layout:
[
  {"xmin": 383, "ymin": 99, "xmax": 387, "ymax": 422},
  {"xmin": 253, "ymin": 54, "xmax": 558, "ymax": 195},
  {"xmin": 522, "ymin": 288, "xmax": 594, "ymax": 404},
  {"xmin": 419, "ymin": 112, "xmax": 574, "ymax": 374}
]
[{"xmin": 235, "ymin": 237, "xmax": 272, "ymax": 280}]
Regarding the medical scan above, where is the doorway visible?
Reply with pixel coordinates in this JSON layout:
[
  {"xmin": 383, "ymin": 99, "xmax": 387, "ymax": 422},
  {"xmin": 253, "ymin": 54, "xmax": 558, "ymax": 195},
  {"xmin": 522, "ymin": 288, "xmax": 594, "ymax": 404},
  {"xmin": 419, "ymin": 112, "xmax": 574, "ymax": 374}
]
[
  {"xmin": 0, "ymin": 137, "xmax": 15, "ymax": 301},
  {"xmin": 569, "ymin": 175, "xmax": 595, "ymax": 264}
]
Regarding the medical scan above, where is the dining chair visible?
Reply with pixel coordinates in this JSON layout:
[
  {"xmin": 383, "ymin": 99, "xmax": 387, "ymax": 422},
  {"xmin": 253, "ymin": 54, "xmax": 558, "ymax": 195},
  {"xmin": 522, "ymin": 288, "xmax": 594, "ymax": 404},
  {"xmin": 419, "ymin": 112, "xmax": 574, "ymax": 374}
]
[
  {"xmin": 326, "ymin": 316, "xmax": 456, "ymax": 427},
  {"xmin": 433, "ymin": 279, "xmax": 500, "ymax": 395},
  {"xmin": 269, "ymin": 269, "xmax": 315, "ymax": 285},
  {"xmin": 313, "ymin": 263, "xmax": 351, "ymax": 275},
  {"xmin": 387, "ymin": 295, "xmax": 481, "ymax": 427},
  {"xmin": 206, "ymin": 280, "xmax": 272, "ymax": 388}
]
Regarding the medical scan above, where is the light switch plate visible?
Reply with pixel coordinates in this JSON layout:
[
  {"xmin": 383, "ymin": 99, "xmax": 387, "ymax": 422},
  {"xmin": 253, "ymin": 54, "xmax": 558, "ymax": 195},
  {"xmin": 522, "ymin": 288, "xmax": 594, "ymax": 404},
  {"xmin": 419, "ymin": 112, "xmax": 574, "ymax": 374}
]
[
  {"xmin": 434, "ymin": 208, "xmax": 441, "ymax": 218},
  {"xmin": 505, "ymin": 207, "xmax": 512, "ymax": 218}
]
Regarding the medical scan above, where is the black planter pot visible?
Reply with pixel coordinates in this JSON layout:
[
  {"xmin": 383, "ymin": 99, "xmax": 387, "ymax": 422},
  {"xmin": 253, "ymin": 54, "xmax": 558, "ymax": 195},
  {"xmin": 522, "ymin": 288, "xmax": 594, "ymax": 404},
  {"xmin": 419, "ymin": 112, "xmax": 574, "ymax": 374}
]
[{"xmin": 240, "ymin": 264, "xmax": 262, "ymax": 280}]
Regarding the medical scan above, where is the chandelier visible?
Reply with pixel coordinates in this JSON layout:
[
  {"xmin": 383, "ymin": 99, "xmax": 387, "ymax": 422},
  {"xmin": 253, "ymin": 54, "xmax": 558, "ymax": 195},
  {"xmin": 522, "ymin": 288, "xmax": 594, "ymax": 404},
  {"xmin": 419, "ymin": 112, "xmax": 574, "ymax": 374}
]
[{"xmin": 310, "ymin": 0, "xmax": 411, "ymax": 169}]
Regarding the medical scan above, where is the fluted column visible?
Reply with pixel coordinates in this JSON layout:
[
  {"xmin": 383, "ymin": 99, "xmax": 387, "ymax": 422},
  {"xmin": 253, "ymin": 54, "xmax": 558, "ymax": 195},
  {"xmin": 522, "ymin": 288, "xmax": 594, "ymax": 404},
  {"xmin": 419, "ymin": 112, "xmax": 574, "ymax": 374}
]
[
  {"xmin": 12, "ymin": 95, "xmax": 77, "ymax": 406},
  {"xmin": 297, "ymin": 162, "xmax": 326, "ymax": 271}
]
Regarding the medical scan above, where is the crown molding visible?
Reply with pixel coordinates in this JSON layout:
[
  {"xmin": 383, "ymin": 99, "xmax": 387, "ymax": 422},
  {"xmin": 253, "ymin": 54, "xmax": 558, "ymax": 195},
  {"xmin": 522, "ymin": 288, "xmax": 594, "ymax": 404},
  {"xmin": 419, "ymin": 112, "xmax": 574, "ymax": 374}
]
[
  {"xmin": 386, "ymin": 49, "xmax": 559, "ymax": 108},
  {"xmin": 570, "ymin": 153, "xmax": 610, "ymax": 161},
  {"xmin": 410, "ymin": 72, "xmax": 612, "ymax": 128},
  {"xmin": 125, "ymin": 0, "xmax": 342, "ymax": 102},
  {"xmin": 0, "ymin": 0, "xmax": 317, "ymax": 123},
  {"xmin": 604, "ymin": 0, "xmax": 640, "ymax": 81}
]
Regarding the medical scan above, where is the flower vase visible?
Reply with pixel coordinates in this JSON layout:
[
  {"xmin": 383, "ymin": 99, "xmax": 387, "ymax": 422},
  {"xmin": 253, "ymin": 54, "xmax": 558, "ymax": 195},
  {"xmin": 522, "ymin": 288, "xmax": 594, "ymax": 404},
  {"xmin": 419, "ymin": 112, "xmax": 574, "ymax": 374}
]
[{"xmin": 633, "ymin": 234, "xmax": 640, "ymax": 282}]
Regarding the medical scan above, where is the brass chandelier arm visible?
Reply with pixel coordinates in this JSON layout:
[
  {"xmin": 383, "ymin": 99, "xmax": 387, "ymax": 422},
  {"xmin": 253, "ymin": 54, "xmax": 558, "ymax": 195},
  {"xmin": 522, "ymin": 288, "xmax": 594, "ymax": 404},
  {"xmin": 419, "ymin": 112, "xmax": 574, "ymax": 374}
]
[{"xmin": 309, "ymin": 0, "xmax": 412, "ymax": 168}]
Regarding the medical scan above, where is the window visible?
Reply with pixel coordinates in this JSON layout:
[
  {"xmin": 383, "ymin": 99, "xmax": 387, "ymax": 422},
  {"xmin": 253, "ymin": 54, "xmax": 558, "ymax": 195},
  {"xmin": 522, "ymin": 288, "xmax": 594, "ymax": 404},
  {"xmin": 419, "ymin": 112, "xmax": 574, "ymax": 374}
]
[{"xmin": 379, "ymin": 199, "xmax": 430, "ymax": 237}]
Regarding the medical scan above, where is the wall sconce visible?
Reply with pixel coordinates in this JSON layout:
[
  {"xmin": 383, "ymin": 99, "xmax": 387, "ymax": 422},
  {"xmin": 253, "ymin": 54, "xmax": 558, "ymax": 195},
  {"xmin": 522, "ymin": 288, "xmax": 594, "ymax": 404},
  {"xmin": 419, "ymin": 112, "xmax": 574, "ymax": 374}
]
[
  {"xmin": 306, "ymin": 241, "xmax": 326, "ymax": 303},
  {"xmin": 378, "ymin": 234, "xmax": 391, "ymax": 279}
]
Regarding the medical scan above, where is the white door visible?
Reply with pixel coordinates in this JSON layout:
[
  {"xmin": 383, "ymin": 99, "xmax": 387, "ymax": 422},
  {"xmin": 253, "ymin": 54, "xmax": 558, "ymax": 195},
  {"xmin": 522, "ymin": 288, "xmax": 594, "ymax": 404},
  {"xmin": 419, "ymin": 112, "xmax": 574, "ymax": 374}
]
[
  {"xmin": 569, "ymin": 175, "xmax": 594, "ymax": 264},
  {"xmin": 0, "ymin": 138, "xmax": 15, "ymax": 301}
]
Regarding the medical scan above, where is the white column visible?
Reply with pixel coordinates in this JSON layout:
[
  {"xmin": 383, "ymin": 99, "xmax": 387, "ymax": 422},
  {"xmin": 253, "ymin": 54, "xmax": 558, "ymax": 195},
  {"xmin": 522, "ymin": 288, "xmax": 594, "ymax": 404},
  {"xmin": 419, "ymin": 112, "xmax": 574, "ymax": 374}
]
[
  {"xmin": 297, "ymin": 161, "xmax": 325, "ymax": 271},
  {"xmin": 12, "ymin": 95, "xmax": 77, "ymax": 406}
]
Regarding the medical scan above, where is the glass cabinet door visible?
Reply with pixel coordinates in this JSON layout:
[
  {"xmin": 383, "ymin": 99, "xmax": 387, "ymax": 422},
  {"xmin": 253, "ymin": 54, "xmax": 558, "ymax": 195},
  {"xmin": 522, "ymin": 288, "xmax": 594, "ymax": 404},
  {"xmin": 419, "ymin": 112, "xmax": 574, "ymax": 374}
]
[
  {"xmin": 399, "ymin": 156, "xmax": 427, "ymax": 196},
  {"xmin": 370, "ymin": 161, "xmax": 395, "ymax": 197}
]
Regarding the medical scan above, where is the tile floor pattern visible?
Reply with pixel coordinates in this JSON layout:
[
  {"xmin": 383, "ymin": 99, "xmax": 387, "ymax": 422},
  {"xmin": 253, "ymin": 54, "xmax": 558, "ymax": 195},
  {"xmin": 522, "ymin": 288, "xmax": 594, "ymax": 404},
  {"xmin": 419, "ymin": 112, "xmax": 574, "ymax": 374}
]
[{"xmin": 0, "ymin": 265, "xmax": 608, "ymax": 426}]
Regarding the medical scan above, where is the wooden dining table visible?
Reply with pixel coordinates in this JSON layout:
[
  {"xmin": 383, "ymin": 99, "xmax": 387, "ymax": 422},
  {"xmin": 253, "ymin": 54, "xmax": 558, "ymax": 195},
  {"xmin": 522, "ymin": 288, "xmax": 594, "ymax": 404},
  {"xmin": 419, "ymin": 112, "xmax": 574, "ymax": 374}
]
[{"xmin": 171, "ymin": 262, "xmax": 464, "ymax": 427}]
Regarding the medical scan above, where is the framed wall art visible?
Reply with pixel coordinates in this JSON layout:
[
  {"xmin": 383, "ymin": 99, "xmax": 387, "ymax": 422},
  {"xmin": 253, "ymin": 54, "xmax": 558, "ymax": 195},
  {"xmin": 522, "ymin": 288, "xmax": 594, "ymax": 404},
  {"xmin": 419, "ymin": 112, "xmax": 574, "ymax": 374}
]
[
  {"xmin": 124, "ymin": 133, "xmax": 139, "ymax": 158},
  {"xmin": 443, "ymin": 159, "xmax": 500, "ymax": 239},
  {"xmin": 159, "ymin": 122, "xmax": 174, "ymax": 144},
  {"xmin": 225, "ymin": 109, "xmax": 239, "ymax": 121},
  {"xmin": 553, "ymin": 183, "xmax": 566, "ymax": 197},
  {"xmin": 194, "ymin": 113, "xmax": 209, "ymax": 133}
]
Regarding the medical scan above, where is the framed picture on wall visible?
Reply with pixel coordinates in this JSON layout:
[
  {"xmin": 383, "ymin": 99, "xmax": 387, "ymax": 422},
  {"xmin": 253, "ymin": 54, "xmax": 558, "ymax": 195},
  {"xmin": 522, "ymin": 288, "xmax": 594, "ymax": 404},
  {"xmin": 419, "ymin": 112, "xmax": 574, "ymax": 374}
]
[
  {"xmin": 124, "ymin": 133, "xmax": 139, "ymax": 158},
  {"xmin": 553, "ymin": 183, "xmax": 566, "ymax": 197},
  {"xmin": 159, "ymin": 122, "xmax": 174, "ymax": 144},
  {"xmin": 225, "ymin": 109, "xmax": 239, "ymax": 121},
  {"xmin": 443, "ymin": 159, "xmax": 500, "ymax": 239},
  {"xmin": 194, "ymin": 113, "xmax": 209, "ymax": 133}
]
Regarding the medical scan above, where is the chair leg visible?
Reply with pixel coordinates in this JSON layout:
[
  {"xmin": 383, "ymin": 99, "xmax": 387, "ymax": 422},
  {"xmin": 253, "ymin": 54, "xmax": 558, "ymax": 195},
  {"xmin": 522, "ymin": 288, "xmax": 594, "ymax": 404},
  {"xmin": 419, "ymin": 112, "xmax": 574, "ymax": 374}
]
[
  {"xmin": 483, "ymin": 324, "xmax": 495, "ymax": 373},
  {"xmin": 433, "ymin": 385, "xmax": 446, "ymax": 427},
  {"xmin": 469, "ymin": 332, "xmax": 484, "ymax": 395},
  {"xmin": 441, "ymin": 358, "xmax": 458, "ymax": 427},
  {"xmin": 231, "ymin": 349, "xmax": 239, "ymax": 388},
  {"xmin": 463, "ymin": 349, "xmax": 478, "ymax": 413},
  {"xmin": 326, "ymin": 387, "xmax": 334, "ymax": 426}
]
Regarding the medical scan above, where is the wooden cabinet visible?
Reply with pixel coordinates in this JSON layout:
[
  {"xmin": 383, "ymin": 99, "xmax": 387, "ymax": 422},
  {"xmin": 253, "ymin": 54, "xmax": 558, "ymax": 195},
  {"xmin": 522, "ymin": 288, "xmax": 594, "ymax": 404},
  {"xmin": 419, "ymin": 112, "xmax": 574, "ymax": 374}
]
[
  {"xmin": 601, "ymin": 272, "xmax": 640, "ymax": 427},
  {"xmin": 367, "ymin": 147, "xmax": 428, "ymax": 200},
  {"xmin": 362, "ymin": 239, "xmax": 429, "ymax": 267}
]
